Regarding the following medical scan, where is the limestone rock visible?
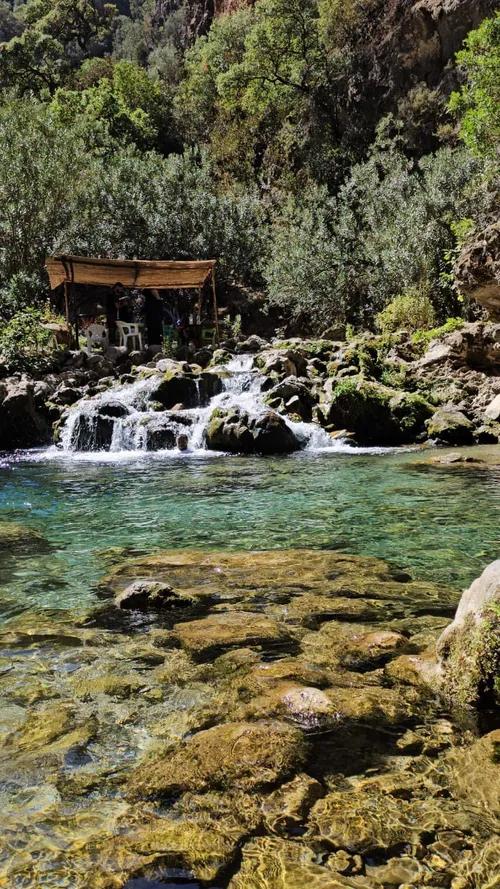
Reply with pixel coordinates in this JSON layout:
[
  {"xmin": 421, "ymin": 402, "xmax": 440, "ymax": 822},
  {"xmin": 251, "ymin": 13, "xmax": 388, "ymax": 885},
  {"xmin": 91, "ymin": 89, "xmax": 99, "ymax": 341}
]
[
  {"xmin": 128, "ymin": 720, "xmax": 307, "ymax": 798},
  {"xmin": 206, "ymin": 406, "xmax": 299, "ymax": 454},
  {"xmin": 425, "ymin": 408, "xmax": 475, "ymax": 444},
  {"xmin": 437, "ymin": 559, "xmax": 500, "ymax": 705},
  {"xmin": 456, "ymin": 222, "xmax": 500, "ymax": 319},
  {"xmin": 447, "ymin": 730, "xmax": 500, "ymax": 817},
  {"xmin": 114, "ymin": 580, "xmax": 195, "ymax": 611},
  {"xmin": 172, "ymin": 610, "xmax": 290, "ymax": 656},
  {"xmin": 0, "ymin": 521, "xmax": 48, "ymax": 552},
  {"xmin": 307, "ymin": 789, "xmax": 414, "ymax": 854},
  {"xmin": 485, "ymin": 393, "xmax": 500, "ymax": 421}
]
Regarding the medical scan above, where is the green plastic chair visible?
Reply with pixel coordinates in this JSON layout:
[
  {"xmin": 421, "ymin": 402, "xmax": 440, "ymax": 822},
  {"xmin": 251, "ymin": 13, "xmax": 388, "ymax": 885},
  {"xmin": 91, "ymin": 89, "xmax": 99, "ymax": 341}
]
[
  {"xmin": 163, "ymin": 324, "xmax": 180, "ymax": 348},
  {"xmin": 201, "ymin": 327, "xmax": 216, "ymax": 347}
]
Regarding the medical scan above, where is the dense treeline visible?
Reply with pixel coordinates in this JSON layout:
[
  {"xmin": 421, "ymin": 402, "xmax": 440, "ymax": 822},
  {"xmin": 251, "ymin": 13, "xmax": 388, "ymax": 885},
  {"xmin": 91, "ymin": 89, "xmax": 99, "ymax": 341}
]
[{"xmin": 0, "ymin": 0, "xmax": 499, "ymax": 335}]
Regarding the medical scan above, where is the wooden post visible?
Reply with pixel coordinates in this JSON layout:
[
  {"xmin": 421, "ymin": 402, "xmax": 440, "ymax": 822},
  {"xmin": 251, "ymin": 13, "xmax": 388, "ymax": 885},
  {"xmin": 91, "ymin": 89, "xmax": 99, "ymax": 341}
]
[{"xmin": 211, "ymin": 268, "xmax": 220, "ymax": 345}]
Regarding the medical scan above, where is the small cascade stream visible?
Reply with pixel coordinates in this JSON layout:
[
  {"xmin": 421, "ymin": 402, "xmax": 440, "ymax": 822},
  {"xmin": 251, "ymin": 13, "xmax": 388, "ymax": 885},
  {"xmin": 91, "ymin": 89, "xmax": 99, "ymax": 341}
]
[{"xmin": 59, "ymin": 355, "xmax": 346, "ymax": 455}]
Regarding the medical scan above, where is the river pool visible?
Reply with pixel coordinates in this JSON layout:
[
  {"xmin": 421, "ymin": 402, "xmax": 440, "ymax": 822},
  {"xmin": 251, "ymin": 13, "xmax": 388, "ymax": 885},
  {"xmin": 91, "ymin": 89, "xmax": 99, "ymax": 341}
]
[
  {"xmin": 1, "ymin": 445, "xmax": 500, "ymax": 889},
  {"xmin": 1, "ymin": 446, "xmax": 500, "ymax": 621}
]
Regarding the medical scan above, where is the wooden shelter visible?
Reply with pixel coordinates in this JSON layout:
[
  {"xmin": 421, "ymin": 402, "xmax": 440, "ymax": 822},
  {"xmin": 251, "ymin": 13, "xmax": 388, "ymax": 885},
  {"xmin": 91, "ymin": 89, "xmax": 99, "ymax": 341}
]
[{"xmin": 45, "ymin": 255, "xmax": 220, "ymax": 345}]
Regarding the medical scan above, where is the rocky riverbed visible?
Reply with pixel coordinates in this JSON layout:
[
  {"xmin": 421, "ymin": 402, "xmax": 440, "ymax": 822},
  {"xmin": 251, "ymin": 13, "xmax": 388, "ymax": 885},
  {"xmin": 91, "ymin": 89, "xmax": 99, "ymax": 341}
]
[
  {"xmin": 1, "ymin": 546, "xmax": 499, "ymax": 888},
  {"xmin": 3, "ymin": 320, "xmax": 500, "ymax": 453}
]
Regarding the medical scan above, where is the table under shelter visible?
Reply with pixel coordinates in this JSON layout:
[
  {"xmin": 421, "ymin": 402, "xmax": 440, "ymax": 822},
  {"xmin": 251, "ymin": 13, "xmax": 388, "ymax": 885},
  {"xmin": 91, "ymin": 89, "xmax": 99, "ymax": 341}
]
[{"xmin": 45, "ymin": 255, "xmax": 220, "ymax": 350}]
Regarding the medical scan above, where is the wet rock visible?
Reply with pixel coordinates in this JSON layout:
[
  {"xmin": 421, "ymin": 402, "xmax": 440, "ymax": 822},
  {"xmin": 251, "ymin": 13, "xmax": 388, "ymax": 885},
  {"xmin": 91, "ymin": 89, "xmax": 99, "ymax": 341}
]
[
  {"xmin": 206, "ymin": 407, "xmax": 299, "ymax": 454},
  {"xmin": 301, "ymin": 623, "xmax": 407, "ymax": 671},
  {"xmin": 141, "ymin": 416, "xmax": 176, "ymax": 450},
  {"xmin": 149, "ymin": 372, "xmax": 199, "ymax": 409},
  {"xmin": 437, "ymin": 559, "xmax": 500, "ymax": 706},
  {"xmin": 261, "ymin": 773, "xmax": 325, "ymax": 834},
  {"xmin": 0, "ymin": 376, "xmax": 50, "ymax": 449},
  {"xmin": 426, "ymin": 408, "xmax": 475, "ymax": 444},
  {"xmin": 115, "ymin": 580, "xmax": 196, "ymax": 610},
  {"xmin": 253, "ymin": 410, "xmax": 300, "ymax": 454},
  {"xmin": 70, "ymin": 401, "xmax": 131, "ymax": 451},
  {"xmin": 128, "ymin": 720, "xmax": 307, "ymax": 798},
  {"xmin": 172, "ymin": 610, "xmax": 290, "ymax": 657},
  {"xmin": 385, "ymin": 651, "xmax": 439, "ymax": 688}
]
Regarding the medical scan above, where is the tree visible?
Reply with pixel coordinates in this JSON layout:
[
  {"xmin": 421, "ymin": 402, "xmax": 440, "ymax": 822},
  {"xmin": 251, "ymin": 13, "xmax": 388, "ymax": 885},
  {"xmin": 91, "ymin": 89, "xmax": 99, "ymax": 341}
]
[
  {"xmin": 449, "ymin": 13, "xmax": 500, "ymax": 159},
  {"xmin": 50, "ymin": 58, "xmax": 180, "ymax": 153},
  {"xmin": 0, "ymin": 0, "xmax": 117, "ymax": 94}
]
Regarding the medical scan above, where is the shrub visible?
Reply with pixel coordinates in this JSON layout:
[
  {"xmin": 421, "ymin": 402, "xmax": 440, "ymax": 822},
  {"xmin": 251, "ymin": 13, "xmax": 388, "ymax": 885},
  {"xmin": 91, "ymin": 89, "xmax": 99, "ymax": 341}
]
[
  {"xmin": 0, "ymin": 307, "xmax": 53, "ymax": 373},
  {"xmin": 376, "ymin": 287, "xmax": 436, "ymax": 334}
]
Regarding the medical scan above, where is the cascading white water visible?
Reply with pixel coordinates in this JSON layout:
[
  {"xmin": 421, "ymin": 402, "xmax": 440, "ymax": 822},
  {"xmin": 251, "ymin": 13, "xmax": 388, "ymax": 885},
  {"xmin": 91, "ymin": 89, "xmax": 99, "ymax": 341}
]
[{"xmin": 59, "ymin": 354, "xmax": 350, "ymax": 455}]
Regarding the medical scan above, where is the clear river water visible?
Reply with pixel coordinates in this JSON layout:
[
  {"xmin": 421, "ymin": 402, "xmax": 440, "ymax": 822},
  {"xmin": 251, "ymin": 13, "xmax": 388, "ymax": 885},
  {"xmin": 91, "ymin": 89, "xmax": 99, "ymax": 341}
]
[{"xmin": 1, "ymin": 444, "xmax": 500, "ymax": 622}]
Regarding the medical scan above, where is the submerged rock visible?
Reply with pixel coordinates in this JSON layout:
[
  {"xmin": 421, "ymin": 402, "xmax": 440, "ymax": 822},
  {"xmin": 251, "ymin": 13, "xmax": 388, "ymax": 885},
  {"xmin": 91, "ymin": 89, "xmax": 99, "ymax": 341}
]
[
  {"xmin": 0, "ymin": 521, "xmax": 48, "ymax": 552},
  {"xmin": 437, "ymin": 559, "xmax": 500, "ymax": 706},
  {"xmin": 172, "ymin": 610, "xmax": 291, "ymax": 657},
  {"xmin": 128, "ymin": 720, "xmax": 307, "ymax": 798}
]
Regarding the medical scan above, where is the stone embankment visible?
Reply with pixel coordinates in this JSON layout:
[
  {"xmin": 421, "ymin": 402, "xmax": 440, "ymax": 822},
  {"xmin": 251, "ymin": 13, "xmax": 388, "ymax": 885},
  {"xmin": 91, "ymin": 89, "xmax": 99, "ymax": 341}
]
[{"xmin": 2, "ymin": 320, "xmax": 500, "ymax": 451}]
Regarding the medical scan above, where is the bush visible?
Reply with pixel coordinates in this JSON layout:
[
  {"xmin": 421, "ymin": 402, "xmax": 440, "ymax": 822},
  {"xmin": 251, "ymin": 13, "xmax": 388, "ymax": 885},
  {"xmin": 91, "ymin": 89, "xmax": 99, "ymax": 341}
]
[
  {"xmin": 0, "ymin": 307, "xmax": 53, "ymax": 373},
  {"xmin": 376, "ymin": 287, "xmax": 436, "ymax": 334}
]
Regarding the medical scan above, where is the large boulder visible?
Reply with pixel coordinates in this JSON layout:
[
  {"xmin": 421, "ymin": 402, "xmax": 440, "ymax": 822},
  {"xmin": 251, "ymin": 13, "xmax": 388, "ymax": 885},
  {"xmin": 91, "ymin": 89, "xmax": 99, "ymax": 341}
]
[
  {"xmin": 456, "ymin": 222, "xmax": 500, "ymax": 319},
  {"xmin": 0, "ymin": 377, "xmax": 50, "ymax": 450},
  {"xmin": 69, "ymin": 401, "xmax": 130, "ymax": 451},
  {"xmin": 206, "ymin": 407, "xmax": 299, "ymax": 455},
  {"xmin": 437, "ymin": 560, "xmax": 500, "ymax": 706},
  {"xmin": 128, "ymin": 720, "xmax": 307, "ymax": 798},
  {"xmin": 324, "ymin": 380, "xmax": 429, "ymax": 445},
  {"xmin": 149, "ymin": 372, "xmax": 199, "ymax": 409},
  {"xmin": 425, "ymin": 408, "xmax": 475, "ymax": 444}
]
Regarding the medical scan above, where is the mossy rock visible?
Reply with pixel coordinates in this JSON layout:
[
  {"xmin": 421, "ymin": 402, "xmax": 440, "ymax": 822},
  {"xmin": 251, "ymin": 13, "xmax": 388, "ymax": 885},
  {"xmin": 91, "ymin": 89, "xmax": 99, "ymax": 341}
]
[
  {"xmin": 426, "ymin": 408, "xmax": 475, "ymax": 445},
  {"xmin": 437, "ymin": 560, "xmax": 500, "ymax": 707},
  {"xmin": 128, "ymin": 719, "xmax": 308, "ymax": 798}
]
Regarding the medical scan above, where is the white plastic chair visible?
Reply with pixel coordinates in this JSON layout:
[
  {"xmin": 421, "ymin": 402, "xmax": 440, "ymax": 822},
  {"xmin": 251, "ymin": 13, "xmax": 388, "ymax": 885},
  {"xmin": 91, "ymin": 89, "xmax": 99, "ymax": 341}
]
[
  {"xmin": 116, "ymin": 321, "xmax": 144, "ymax": 352},
  {"xmin": 82, "ymin": 324, "xmax": 109, "ymax": 355}
]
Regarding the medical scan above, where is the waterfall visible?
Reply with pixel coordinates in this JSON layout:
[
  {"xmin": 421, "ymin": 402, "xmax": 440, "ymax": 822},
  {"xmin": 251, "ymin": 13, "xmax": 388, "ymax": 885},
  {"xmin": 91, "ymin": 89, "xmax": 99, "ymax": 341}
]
[{"xmin": 59, "ymin": 355, "xmax": 350, "ymax": 455}]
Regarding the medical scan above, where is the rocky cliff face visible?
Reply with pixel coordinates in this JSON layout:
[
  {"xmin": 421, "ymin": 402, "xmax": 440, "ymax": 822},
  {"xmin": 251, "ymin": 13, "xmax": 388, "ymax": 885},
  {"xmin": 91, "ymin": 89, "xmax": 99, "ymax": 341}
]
[
  {"xmin": 153, "ymin": 0, "xmax": 495, "ymax": 93},
  {"xmin": 456, "ymin": 223, "xmax": 500, "ymax": 320}
]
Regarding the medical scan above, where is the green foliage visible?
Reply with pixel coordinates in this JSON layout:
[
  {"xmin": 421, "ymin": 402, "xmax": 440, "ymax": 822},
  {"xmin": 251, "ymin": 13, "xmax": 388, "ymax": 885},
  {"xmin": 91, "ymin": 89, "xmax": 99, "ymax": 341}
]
[
  {"xmin": 411, "ymin": 317, "xmax": 464, "ymax": 349},
  {"xmin": 0, "ymin": 0, "xmax": 117, "ymax": 94},
  {"xmin": 376, "ymin": 287, "xmax": 436, "ymax": 334},
  {"xmin": 0, "ymin": 306, "xmax": 53, "ymax": 372},
  {"xmin": 265, "ymin": 132, "xmax": 478, "ymax": 331},
  {"xmin": 51, "ymin": 58, "xmax": 179, "ymax": 152},
  {"xmin": 449, "ymin": 14, "xmax": 500, "ymax": 159}
]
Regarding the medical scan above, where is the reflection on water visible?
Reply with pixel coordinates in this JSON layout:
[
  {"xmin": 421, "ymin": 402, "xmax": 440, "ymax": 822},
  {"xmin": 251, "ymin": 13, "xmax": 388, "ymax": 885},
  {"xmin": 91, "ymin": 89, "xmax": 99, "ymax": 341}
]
[{"xmin": 1, "ymin": 447, "xmax": 500, "ymax": 620}]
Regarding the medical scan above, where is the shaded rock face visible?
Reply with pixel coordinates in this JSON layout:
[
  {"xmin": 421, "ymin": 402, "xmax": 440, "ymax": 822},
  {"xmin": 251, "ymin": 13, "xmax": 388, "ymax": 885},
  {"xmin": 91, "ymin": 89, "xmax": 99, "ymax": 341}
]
[
  {"xmin": 456, "ymin": 222, "xmax": 500, "ymax": 319},
  {"xmin": 206, "ymin": 406, "xmax": 300, "ymax": 454},
  {"xmin": 437, "ymin": 559, "xmax": 500, "ymax": 706},
  {"xmin": 426, "ymin": 407, "xmax": 475, "ymax": 444},
  {"xmin": 70, "ymin": 402, "xmax": 131, "ymax": 451},
  {"xmin": 324, "ymin": 380, "xmax": 432, "ymax": 445},
  {"xmin": 0, "ymin": 377, "xmax": 50, "ymax": 450}
]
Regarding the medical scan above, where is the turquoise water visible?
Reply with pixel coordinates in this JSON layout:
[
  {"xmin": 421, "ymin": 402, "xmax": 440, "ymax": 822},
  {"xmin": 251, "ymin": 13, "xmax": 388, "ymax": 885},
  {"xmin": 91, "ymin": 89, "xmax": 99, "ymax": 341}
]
[{"xmin": 1, "ymin": 446, "xmax": 500, "ymax": 621}]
